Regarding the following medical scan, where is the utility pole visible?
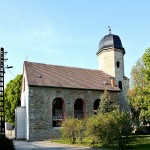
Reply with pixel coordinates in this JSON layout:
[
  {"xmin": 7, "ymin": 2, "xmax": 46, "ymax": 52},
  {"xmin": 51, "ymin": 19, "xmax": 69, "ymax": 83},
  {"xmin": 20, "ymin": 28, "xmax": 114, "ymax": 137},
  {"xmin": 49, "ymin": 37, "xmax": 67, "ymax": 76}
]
[{"xmin": 0, "ymin": 47, "xmax": 12, "ymax": 135}]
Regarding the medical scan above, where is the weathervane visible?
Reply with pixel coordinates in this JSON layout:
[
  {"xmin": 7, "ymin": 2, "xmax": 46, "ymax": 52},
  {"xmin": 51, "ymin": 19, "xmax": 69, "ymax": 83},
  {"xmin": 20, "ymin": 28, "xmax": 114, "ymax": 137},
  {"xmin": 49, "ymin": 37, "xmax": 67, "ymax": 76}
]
[{"xmin": 108, "ymin": 26, "xmax": 111, "ymax": 34}]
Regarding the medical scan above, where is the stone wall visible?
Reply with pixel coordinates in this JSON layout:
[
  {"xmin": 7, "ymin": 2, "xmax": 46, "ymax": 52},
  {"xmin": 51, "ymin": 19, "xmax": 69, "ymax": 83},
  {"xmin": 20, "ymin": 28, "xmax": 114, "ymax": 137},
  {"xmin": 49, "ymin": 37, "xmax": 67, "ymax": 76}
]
[{"xmin": 27, "ymin": 86, "xmax": 119, "ymax": 140}]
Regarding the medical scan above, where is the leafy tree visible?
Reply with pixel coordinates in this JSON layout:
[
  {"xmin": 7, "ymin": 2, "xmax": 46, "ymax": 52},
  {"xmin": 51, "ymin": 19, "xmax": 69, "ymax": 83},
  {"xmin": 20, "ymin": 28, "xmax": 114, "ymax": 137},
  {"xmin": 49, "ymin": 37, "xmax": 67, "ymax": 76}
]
[
  {"xmin": 4, "ymin": 74, "xmax": 22, "ymax": 126},
  {"xmin": 98, "ymin": 90, "xmax": 118, "ymax": 114},
  {"xmin": 142, "ymin": 48, "xmax": 150, "ymax": 81},
  {"xmin": 129, "ymin": 49, "xmax": 150, "ymax": 125}
]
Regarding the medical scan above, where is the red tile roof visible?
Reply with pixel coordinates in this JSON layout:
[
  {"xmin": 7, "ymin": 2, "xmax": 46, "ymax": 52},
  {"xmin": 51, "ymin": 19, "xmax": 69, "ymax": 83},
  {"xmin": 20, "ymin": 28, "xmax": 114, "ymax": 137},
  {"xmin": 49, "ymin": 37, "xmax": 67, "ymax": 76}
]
[{"xmin": 24, "ymin": 61, "xmax": 120, "ymax": 91}]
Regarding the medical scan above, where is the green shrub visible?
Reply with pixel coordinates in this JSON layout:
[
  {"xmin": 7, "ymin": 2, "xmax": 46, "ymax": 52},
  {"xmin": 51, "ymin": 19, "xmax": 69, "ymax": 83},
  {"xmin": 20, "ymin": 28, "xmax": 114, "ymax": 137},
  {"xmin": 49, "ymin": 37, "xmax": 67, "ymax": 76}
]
[
  {"xmin": 60, "ymin": 118, "xmax": 77, "ymax": 144},
  {"xmin": 60, "ymin": 118, "xmax": 85, "ymax": 144},
  {"xmin": 0, "ymin": 135, "xmax": 15, "ymax": 150},
  {"xmin": 85, "ymin": 115, "xmax": 101, "ymax": 147},
  {"xmin": 75, "ymin": 119, "xmax": 86, "ymax": 144},
  {"xmin": 85, "ymin": 110, "xmax": 132, "ymax": 149}
]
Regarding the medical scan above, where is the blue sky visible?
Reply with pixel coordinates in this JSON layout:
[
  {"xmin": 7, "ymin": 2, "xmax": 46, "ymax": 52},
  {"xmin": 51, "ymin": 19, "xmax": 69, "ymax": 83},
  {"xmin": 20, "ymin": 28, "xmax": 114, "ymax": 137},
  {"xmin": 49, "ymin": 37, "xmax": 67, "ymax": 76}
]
[{"xmin": 1, "ymin": 0, "xmax": 150, "ymax": 87}]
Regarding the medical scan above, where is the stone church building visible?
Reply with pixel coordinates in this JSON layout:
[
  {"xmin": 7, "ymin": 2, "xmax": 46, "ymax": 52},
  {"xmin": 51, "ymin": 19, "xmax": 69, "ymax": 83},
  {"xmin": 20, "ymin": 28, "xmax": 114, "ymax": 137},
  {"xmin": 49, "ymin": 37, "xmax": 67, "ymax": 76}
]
[{"xmin": 18, "ymin": 32, "xmax": 129, "ymax": 140}]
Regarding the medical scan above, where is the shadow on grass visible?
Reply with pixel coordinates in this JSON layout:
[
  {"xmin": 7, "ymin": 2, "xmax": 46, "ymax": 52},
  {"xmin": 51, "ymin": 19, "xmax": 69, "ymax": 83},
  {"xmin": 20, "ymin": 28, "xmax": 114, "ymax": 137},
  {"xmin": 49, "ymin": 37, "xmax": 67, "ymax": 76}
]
[
  {"xmin": 129, "ymin": 143, "xmax": 150, "ymax": 150},
  {"xmin": 128, "ymin": 134, "xmax": 150, "ymax": 150}
]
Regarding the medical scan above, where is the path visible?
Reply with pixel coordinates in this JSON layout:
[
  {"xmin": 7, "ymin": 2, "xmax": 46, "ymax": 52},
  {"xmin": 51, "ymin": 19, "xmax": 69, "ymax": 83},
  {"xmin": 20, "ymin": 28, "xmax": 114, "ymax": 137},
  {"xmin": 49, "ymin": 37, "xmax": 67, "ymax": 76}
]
[{"xmin": 14, "ymin": 140, "xmax": 92, "ymax": 150}]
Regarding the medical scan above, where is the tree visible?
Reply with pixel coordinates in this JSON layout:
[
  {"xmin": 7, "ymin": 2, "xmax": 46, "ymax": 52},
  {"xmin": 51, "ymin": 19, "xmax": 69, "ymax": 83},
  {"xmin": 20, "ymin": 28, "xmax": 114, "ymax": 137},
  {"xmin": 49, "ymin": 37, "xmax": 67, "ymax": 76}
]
[
  {"xmin": 142, "ymin": 48, "xmax": 150, "ymax": 81},
  {"xmin": 86, "ymin": 91, "xmax": 131, "ymax": 148},
  {"xmin": 4, "ymin": 74, "xmax": 22, "ymax": 126},
  {"xmin": 142, "ymin": 48, "xmax": 150, "ymax": 124},
  {"xmin": 129, "ymin": 48, "xmax": 150, "ymax": 125},
  {"xmin": 98, "ymin": 90, "xmax": 118, "ymax": 114}
]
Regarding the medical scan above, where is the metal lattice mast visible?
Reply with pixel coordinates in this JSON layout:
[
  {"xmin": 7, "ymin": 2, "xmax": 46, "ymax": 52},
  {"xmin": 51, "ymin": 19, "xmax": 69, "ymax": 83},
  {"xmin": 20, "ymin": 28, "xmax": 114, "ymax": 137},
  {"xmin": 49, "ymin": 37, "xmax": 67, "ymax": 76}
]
[{"xmin": 0, "ymin": 47, "xmax": 5, "ymax": 134}]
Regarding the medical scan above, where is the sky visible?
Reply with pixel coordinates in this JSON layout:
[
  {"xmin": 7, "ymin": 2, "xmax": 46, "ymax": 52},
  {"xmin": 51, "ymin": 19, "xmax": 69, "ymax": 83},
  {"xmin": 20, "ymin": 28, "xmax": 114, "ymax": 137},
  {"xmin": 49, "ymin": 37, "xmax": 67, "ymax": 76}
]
[{"xmin": 0, "ymin": 0, "xmax": 150, "ymax": 87}]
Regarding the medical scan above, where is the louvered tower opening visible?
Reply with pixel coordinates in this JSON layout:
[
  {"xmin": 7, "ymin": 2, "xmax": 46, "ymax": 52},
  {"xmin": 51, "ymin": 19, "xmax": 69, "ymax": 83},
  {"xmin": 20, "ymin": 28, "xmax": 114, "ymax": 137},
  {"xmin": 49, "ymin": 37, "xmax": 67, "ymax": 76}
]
[{"xmin": 0, "ymin": 48, "xmax": 5, "ymax": 134}]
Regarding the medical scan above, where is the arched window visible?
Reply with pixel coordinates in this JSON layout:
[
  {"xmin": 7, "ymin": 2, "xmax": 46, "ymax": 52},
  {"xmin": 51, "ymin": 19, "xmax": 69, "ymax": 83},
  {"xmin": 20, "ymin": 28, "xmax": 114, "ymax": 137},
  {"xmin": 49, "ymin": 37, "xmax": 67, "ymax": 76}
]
[
  {"xmin": 116, "ymin": 61, "xmax": 120, "ymax": 68},
  {"xmin": 52, "ymin": 98, "xmax": 64, "ymax": 127},
  {"xmin": 93, "ymin": 99, "xmax": 100, "ymax": 114},
  {"xmin": 118, "ymin": 81, "xmax": 122, "ymax": 91},
  {"xmin": 74, "ymin": 98, "xmax": 84, "ymax": 119}
]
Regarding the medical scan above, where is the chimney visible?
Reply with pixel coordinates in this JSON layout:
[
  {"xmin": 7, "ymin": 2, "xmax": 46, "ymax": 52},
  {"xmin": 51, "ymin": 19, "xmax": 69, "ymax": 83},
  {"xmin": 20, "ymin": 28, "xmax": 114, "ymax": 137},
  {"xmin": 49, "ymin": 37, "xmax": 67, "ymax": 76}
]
[{"xmin": 110, "ymin": 78, "xmax": 115, "ymax": 86}]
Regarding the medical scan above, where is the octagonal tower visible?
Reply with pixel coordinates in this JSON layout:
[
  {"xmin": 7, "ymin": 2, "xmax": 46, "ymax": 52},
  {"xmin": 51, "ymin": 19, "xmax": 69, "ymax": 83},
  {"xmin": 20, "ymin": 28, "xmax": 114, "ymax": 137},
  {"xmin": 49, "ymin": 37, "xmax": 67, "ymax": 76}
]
[{"xmin": 97, "ymin": 32, "xmax": 129, "ymax": 111}]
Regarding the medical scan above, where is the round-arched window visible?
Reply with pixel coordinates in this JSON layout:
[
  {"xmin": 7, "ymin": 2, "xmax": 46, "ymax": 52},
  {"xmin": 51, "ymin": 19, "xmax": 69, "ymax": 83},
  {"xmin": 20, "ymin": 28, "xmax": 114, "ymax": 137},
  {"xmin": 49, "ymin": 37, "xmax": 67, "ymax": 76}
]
[
  {"xmin": 74, "ymin": 98, "xmax": 84, "ymax": 119},
  {"xmin": 52, "ymin": 98, "xmax": 64, "ymax": 127}
]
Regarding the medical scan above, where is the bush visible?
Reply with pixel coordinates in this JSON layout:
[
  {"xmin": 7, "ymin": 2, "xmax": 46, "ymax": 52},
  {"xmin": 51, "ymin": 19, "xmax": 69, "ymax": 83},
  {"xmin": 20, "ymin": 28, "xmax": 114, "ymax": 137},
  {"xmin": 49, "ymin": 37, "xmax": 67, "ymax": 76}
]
[
  {"xmin": 85, "ymin": 116, "xmax": 100, "ymax": 146},
  {"xmin": 86, "ymin": 110, "xmax": 132, "ymax": 149},
  {"xmin": 60, "ymin": 118, "xmax": 85, "ymax": 144},
  {"xmin": 75, "ymin": 119, "xmax": 86, "ymax": 144},
  {"xmin": 0, "ymin": 135, "xmax": 15, "ymax": 150}
]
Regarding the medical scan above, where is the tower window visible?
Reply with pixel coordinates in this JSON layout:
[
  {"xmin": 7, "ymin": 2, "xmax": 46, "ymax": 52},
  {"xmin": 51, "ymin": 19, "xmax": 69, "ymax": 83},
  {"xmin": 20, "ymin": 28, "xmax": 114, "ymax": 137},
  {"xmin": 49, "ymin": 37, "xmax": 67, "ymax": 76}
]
[
  {"xmin": 116, "ymin": 61, "xmax": 120, "ymax": 68},
  {"xmin": 118, "ymin": 81, "xmax": 122, "ymax": 91}
]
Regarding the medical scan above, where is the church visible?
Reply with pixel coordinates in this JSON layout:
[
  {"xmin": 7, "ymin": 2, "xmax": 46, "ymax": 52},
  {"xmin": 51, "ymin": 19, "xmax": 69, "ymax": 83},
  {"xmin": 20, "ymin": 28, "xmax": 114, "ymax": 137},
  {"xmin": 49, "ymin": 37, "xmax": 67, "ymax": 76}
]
[{"xmin": 16, "ymin": 32, "xmax": 129, "ymax": 140}]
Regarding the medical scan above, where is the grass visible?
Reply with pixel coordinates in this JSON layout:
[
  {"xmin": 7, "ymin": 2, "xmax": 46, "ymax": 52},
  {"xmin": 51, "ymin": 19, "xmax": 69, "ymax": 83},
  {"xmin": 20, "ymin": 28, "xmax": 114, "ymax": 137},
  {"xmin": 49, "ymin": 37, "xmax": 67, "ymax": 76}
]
[
  {"xmin": 128, "ymin": 135, "xmax": 150, "ymax": 150},
  {"xmin": 50, "ymin": 135, "xmax": 150, "ymax": 150}
]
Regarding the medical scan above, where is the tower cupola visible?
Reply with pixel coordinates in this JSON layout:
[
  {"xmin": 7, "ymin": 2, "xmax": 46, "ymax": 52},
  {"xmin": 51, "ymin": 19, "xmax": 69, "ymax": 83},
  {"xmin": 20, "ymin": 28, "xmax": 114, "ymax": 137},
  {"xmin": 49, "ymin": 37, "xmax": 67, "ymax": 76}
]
[{"xmin": 97, "ymin": 34, "xmax": 125, "ymax": 55}]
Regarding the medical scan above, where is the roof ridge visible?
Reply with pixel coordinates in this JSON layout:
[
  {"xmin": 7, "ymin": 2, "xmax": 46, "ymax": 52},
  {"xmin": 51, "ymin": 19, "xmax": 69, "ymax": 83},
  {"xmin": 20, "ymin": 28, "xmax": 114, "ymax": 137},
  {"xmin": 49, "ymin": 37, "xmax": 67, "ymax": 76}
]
[{"xmin": 24, "ymin": 61, "xmax": 104, "ymax": 72}]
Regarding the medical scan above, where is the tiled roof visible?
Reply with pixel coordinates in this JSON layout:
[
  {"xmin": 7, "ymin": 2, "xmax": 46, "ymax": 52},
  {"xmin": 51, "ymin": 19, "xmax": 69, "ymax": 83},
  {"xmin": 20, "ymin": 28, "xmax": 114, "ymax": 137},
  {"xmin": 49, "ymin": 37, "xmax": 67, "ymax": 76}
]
[{"xmin": 24, "ymin": 61, "xmax": 120, "ymax": 91}]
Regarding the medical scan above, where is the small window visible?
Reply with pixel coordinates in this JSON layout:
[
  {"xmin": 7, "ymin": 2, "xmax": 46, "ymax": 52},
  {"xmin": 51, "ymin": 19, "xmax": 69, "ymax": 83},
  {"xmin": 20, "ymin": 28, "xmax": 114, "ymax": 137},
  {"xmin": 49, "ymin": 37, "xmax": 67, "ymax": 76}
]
[
  {"xmin": 116, "ymin": 61, "xmax": 120, "ymax": 68},
  {"xmin": 118, "ymin": 81, "xmax": 122, "ymax": 90}
]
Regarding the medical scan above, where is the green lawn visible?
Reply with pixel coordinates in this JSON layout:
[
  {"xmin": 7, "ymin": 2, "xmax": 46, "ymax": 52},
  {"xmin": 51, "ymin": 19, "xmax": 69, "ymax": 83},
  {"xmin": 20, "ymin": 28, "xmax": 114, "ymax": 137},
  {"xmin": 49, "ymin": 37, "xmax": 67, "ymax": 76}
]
[
  {"xmin": 128, "ymin": 135, "xmax": 150, "ymax": 150},
  {"xmin": 51, "ymin": 135, "xmax": 150, "ymax": 150}
]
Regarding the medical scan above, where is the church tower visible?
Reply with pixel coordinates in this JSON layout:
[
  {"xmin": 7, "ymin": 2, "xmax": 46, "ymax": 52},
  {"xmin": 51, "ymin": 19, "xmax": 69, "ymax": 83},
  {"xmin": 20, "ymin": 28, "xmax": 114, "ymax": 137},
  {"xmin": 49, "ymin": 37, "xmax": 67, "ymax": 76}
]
[{"xmin": 97, "ymin": 31, "xmax": 129, "ymax": 111}]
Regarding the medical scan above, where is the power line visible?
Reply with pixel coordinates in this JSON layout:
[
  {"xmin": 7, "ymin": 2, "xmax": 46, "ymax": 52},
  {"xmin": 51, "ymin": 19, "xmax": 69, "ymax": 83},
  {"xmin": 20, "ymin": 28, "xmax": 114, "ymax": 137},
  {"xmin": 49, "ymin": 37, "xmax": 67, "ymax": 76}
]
[{"xmin": 5, "ymin": 66, "xmax": 15, "ymax": 77}]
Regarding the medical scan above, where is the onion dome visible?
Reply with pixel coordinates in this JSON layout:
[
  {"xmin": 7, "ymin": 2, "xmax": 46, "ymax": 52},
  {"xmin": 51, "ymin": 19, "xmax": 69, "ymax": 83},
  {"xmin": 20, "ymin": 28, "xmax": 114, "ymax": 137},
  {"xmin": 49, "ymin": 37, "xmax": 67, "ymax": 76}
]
[{"xmin": 97, "ymin": 33, "xmax": 125, "ymax": 55}]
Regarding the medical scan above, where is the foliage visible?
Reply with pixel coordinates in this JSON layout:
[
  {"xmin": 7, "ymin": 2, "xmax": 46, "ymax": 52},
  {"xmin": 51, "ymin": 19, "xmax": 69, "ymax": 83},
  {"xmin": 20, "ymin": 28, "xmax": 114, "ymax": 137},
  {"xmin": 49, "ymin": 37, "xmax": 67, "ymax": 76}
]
[
  {"xmin": 60, "ymin": 91, "xmax": 132, "ymax": 149},
  {"xmin": 98, "ymin": 90, "xmax": 118, "ymax": 114},
  {"xmin": 86, "ymin": 110, "xmax": 131, "ymax": 149},
  {"xmin": 0, "ymin": 135, "xmax": 15, "ymax": 150},
  {"xmin": 60, "ymin": 118, "xmax": 85, "ymax": 144},
  {"xmin": 87, "ymin": 91, "xmax": 131, "ymax": 149},
  {"xmin": 129, "ymin": 48, "xmax": 150, "ymax": 125},
  {"xmin": 142, "ymin": 48, "xmax": 150, "ymax": 81},
  {"xmin": 75, "ymin": 119, "xmax": 86, "ymax": 144},
  {"xmin": 85, "ymin": 115, "xmax": 100, "ymax": 146},
  {"xmin": 4, "ymin": 74, "xmax": 22, "ymax": 126}
]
